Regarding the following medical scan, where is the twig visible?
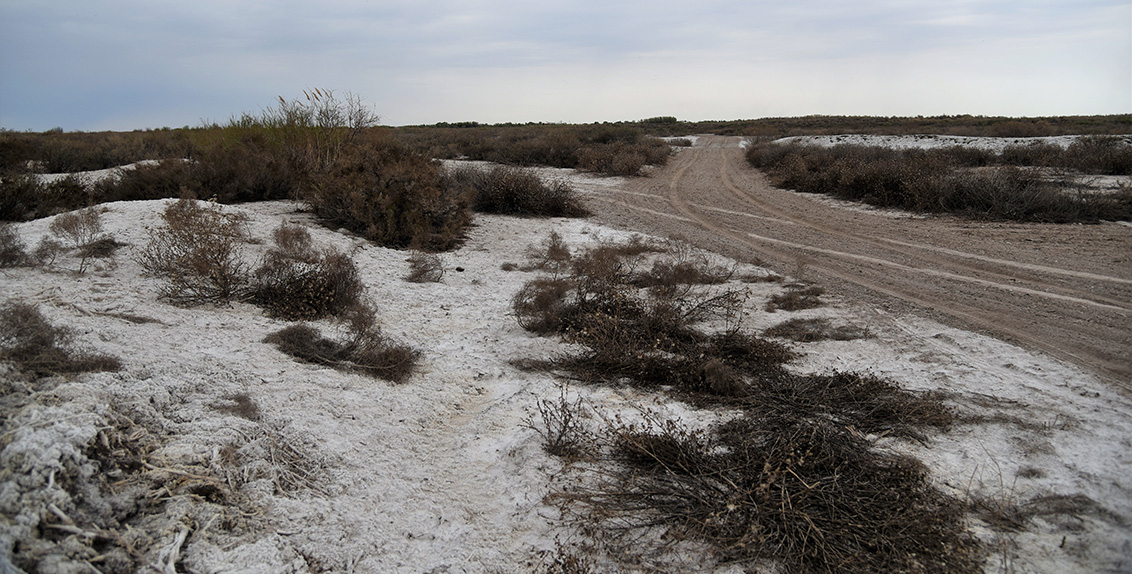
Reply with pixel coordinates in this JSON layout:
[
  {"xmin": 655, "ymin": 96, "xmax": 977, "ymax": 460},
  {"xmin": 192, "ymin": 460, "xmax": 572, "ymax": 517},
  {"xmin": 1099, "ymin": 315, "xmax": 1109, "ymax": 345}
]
[{"xmin": 158, "ymin": 525, "xmax": 190, "ymax": 574}]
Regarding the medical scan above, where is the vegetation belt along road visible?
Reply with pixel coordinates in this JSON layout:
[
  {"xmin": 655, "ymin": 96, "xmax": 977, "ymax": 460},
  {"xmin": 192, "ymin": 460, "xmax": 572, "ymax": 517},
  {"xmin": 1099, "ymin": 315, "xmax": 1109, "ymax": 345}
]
[{"xmin": 587, "ymin": 135, "xmax": 1132, "ymax": 389}]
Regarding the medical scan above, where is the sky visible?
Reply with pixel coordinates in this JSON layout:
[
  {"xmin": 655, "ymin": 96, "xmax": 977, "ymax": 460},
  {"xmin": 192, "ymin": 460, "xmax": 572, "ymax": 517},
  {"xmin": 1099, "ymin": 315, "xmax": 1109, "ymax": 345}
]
[{"xmin": 1, "ymin": 0, "xmax": 1129, "ymax": 131}]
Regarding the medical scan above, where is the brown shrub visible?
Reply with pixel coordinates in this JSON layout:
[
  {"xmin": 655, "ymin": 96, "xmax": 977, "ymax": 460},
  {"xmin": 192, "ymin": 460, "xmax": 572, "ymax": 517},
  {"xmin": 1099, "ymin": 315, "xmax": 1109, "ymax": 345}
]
[
  {"xmin": 404, "ymin": 251, "xmax": 444, "ymax": 283},
  {"xmin": 764, "ymin": 317, "xmax": 870, "ymax": 342},
  {"xmin": 521, "ymin": 231, "xmax": 572, "ymax": 274},
  {"xmin": 0, "ymin": 174, "xmax": 90, "ymax": 221},
  {"xmin": 512, "ymin": 277, "xmax": 573, "ymax": 334},
  {"xmin": 271, "ymin": 221, "xmax": 318, "ymax": 260},
  {"xmin": 765, "ymin": 285, "xmax": 825, "ymax": 312},
  {"xmin": 252, "ymin": 223, "xmax": 363, "ymax": 320},
  {"xmin": 135, "ymin": 199, "xmax": 249, "ymax": 305},
  {"xmin": 445, "ymin": 165, "xmax": 589, "ymax": 217},
  {"xmin": 49, "ymin": 207, "xmax": 111, "ymax": 273},
  {"xmin": 0, "ymin": 300, "xmax": 121, "ymax": 375},
  {"xmin": 304, "ymin": 143, "xmax": 472, "ymax": 251},
  {"xmin": 264, "ymin": 302, "xmax": 419, "ymax": 383},
  {"xmin": 0, "ymin": 223, "xmax": 28, "ymax": 267},
  {"xmin": 525, "ymin": 387, "xmax": 594, "ymax": 461}
]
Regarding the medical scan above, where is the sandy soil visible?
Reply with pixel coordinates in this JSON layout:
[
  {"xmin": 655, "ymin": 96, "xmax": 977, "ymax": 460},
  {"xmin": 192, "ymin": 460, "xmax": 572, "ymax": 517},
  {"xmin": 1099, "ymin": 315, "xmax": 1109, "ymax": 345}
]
[
  {"xmin": 1, "ymin": 149, "xmax": 1130, "ymax": 572},
  {"xmin": 587, "ymin": 135, "xmax": 1132, "ymax": 387}
]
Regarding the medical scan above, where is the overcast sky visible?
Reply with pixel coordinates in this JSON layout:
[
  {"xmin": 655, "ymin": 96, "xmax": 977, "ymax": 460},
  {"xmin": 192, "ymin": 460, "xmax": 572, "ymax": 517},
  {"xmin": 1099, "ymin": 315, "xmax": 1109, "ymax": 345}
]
[{"xmin": 1, "ymin": 0, "xmax": 1129, "ymax": 131}]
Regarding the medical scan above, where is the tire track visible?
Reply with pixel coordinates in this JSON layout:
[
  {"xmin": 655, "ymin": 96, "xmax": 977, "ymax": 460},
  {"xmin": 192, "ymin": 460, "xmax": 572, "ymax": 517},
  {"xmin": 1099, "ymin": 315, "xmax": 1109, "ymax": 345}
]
[{"xmin": 587, "ymin": 136, "xmax": 1132, "ymax": 386}]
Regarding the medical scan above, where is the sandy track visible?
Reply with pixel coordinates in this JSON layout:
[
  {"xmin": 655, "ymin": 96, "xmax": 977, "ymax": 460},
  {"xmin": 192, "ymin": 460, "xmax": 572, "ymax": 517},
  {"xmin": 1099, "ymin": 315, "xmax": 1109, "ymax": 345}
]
[{"xmin": 587, "ymin": 135, "xmax": 1132, "ymax": 388}]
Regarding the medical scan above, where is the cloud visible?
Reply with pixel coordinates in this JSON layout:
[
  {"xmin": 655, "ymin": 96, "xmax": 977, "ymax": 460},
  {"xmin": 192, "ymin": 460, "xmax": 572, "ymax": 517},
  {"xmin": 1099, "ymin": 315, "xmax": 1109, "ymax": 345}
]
[{"xmin": 1, "ymin": 0, "xmax": 1127, "ymax": 130}]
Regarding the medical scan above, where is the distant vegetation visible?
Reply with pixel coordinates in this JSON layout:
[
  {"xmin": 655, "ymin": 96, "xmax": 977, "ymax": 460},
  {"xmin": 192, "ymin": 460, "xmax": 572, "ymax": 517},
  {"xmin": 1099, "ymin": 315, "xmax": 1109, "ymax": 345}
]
[
  {"xmin": 2, "ymin": 108, "xmax": 1128, "ymax": 228},
  {"xmin": 746, "ymin": 137, "xmax": 1132, "ymax": 223}
]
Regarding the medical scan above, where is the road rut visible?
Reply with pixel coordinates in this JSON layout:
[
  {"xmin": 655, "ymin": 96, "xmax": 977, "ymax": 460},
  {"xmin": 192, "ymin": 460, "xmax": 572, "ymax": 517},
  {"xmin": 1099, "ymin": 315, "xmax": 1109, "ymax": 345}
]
[{"xmin": 586, "ymin": 135, "xmax": 1132, "ymax": 388}]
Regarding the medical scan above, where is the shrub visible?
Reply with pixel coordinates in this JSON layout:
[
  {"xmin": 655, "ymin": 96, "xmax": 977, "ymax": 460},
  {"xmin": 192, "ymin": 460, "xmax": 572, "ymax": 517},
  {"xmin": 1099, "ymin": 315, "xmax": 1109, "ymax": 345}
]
[
  {"xmin": 0, "ymin": 174, "xmax": 89, "ymax": 221},
  {"xmin": 135, "ymin": 199, "xmax": 249, "ymax": 305},
  {"xmin": 552, "ymin": 401, "xmax": 975, "ymax": 573},
  {"xmin": 765, "ymin": 285, "xmax": 825, "ymax": 312},
  {"xmin": 304, "ymin": 143, "xmax": 472, "ymax": 251},
  {"xmin": 0, "ymin": 223, "xmax": 27, "ymax": 267},
  {"xmin": 251, "ymin": 223, "xmax": 364, "ymax": 320},
  {"xmin": 521, "ymin": 231, "xmax": 573, "ymax": 275},
  {"xmin": 445, "ymin": 165, "xmax": 589, "ymax": 217},
  {"xmin": 0, "ymin": 300, "xmax": 121, "ymax": 375},
  {"xmin": 764, "ymin": 317, "xmax": 869, "ymax": 342},
  {"xmin": 513, "ymin": 238, "xmax": 788, "ymax": 396},
  {"xmin": 746, "ymin": 140, "xmax": 1132, "ymax": 222},
  {"xmin": 90, "ymin": 160, "xmax": 199, "ymax": 204},
  {"xmin": 31, "ymin": 237, "xmax": 64, "ymax": 266},
  {"xmin": 49, "ymin": 206, "xmax": 109, "ymax": 273},
  {"xmin": 525, "ymin": 387, "xmax": 594, "ymax": 461},
  {"xmin": 264, "ymin": 302, "xmax": 419, "ymax": 383},
  {"xmin": 404, "ymin": 251, "xmax": 444, "ymax": 283}
]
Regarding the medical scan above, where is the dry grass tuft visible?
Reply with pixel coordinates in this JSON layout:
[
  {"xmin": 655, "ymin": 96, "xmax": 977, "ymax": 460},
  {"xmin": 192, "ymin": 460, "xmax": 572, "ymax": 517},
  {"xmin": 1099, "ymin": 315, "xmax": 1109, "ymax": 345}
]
[
  {"xmin": 264, "ymin": 302, "xmax": 419, "ymax": 383},
  {"xmin": 209, "ymin": 392, "xmax": 262, "ymax": 421},
  {"xmin": 0, "ymin": 300, "xmax": 121, "ymax": 375},
  {"xmin": 765, "ymin": 285, "xmax": 825, "ymax": 312},
  {"xmin": 404, "ymin": 251, "xmax": 444, "ymax": 283},
  {"xmin": 764, "ymin": 317, "xmax": 870, "ymax": 342}
]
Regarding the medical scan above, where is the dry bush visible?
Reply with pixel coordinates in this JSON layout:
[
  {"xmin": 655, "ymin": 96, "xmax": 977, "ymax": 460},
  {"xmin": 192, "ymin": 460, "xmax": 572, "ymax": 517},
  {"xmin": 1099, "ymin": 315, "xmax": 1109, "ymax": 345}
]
[
  {"xmin": 445, "ymin": 164, "xmax": 589, "ymax": 217},
  {"xmin": 404, "ymin": 251, "xmax": 444, "ymax": 283},
  {"xmin": 514, "ymin": 238, "xmax": 788, "ymax": 397},
  {"xmin": 513, "ymin": 237, "xmax": 975, "ymax": 571},
  {"xmin": 90, "ymin": 159, "xmax": 200, "ymax": 204},
  {"xmin": 0, "ymin": 223, "xmax": 28, "ymax": 267},
  {"xmin": 765, "ymin": 285, "xmax": 824, "ymax": 312},
  {"xmin": 552, "ymin": 406, "xmax": 979, "ymax": 573},
  {"xmin": 0, "ymin": 174, "xmax": 90, "ymax": 222},
  {"xmin": 764, "ymin": 317, "xmax": 869, "ymax": 342},
  {"xmin": 263, "ymin": 302, "xmax": 419, "ymax": 383},
  {"xmin": 49, "ymin": 206, "xmax": 111, "ymax": 273},
  {"xmin": 512, "ymin": 278, "xmax": 573, "ymax": 334},
  {"xmin": 271, "ymin": 221, "xmax": 317, "ymax": 259},
  {"xmin": 0, "ymin": 300, "xmax": 121, "ymax": 375},
  {"xmin": 746, "ymin": 141, "xmax": 1132, "ymax": 222},
  {"xmin": 304, "ymin": 142, "xmax": 472, "ymax": 251},
  {"xmin": 135, "ymin": 198, "xmax": 249, "ymax": 305},
  {"xmin": 524, "ymin": 387, "xmax": 594, "ymax": 461},
  {"xmin": 251, "ymin": 223, "xmax": 363, "ymax": 320},
  {"xmin": 31, "ymin": 237, "xmax": 64, "ymax": 266},
  {"xmin": 521, "ymin": 231, "xmax": 573, "ymax": 275}
]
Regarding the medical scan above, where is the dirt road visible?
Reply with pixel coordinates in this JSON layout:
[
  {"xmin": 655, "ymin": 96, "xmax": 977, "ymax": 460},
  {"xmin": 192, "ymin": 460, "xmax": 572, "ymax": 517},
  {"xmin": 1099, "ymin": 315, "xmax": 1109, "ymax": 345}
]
[{"xmin": 587, "ymin": 135, "xmax": 1132, "ymax": 388}]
